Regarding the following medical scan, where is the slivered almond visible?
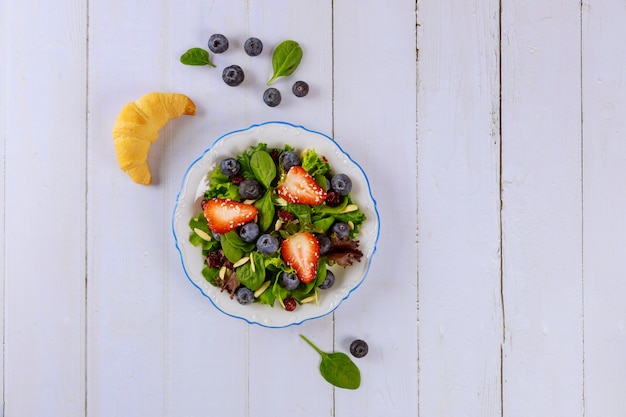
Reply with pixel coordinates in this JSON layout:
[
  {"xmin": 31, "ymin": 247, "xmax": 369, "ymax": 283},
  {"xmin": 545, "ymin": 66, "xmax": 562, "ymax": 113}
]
[
  {"xmin": 348, "ymin": 221, "xmax": 355, "ymax": 230},
  {"xmin": 274, "ymin": 219, "xmax": 283, "ymax": 231},
  {"xmin": 254, "ymin": 281, "xmax": 271, "ymax": 298},
  {"xmin": 233, "ymin": 257, "xmax": 250, "ymax": 268},
  {"xmin": 219, "ymin": 266, "xmax": 228, "ymax": 280},
  {"xmin": 193, "ymin": 228, "xmax": 212, "ymax": 241},
  {"xmin": 301, "ymin": 293, "xmax": 319, "ymax": 305}
]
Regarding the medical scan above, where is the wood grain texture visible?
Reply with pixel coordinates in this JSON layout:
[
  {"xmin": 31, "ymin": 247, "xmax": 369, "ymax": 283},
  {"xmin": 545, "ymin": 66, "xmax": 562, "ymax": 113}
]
[
  {"xmin": 86, "ymin": 1, "xmax": 175, "ymax": 415},
  {"xmin": 417, "ymin": 0, "xmax": 503, "ymax": 415},
  {"xmin": 164, "ymin": 1, "xmax": 336, "ymax": 415},
  {"xmin": 3, "ymin": 0, "xmax": 87, "ymax": 416},
  {"xmin": 582, "ymin": 1, "xmax": 626, "ymax": 416},
  {"xmin": 0, "ymin": 0, "xmax": 6, "ymax": 411},
  {"xmin": 501, "ymin": 0, "xmax": 584, "ymax": 415},
  {"xmin": 5, "ymin": 0, "xmax": 626, "ymax": 415},
  {"xmin": 333, "ymin": 0, "xmax": 418, "ymax": 415}
]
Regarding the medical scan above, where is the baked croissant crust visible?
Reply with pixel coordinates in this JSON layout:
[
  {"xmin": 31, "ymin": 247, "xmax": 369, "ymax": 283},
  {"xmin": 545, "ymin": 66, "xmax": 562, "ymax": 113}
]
[{"xmin": 112, "ymin": 92, "xmax": 196, "ymax": 185}]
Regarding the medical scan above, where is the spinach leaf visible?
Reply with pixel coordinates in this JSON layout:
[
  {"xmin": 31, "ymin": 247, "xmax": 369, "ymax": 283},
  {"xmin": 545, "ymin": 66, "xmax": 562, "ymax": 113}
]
[
  {"xmin": 286, "ymin": 204, "xmax": 312, "ymax": 227},
  {"xmin": 256, "ymin": 286, "xmax": 276, "ymax": 306},
  {"xmin": 236, "ymin": 254, "xmax": 265, "ymax": 291},
  {"xmin": 220, "ymin": 231, "xmax": 255, "ymax": 263},
  {"xmin": 202, "ymin": 267, "xmax": 220, "ymax": 285},
  {"xmin": 254, "ymin": 191, "xmax": 275, "ymax": 232},
  {"xmin": 267, "ymin": 40, "xmax": 303, "ymax": 85},
  {"xmin": 250, "ymin": 150, "xmax": 276, "ymax": 188},
  {"xmin": 300, "ymin": 334, "xmax": 361, "ymax": 390},
  {"xmin": 312, "ymin": 216, "xmax": 335, "ymax": 233},
  {"xmin": 237, "ymin": 143, "xmax": 270, "ymax": 179},
  {"xmin": 180, "ymin": 47, "xmax": 216, "ymax": 67}
]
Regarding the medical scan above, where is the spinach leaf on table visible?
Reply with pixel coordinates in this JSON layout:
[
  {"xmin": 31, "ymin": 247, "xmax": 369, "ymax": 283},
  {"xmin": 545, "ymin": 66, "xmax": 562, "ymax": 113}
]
[
  {"xmin": 300, "ymin": 334, "xmax": 361, "ymax": 390},
  {"xmin": 180, "ymin": 47, "xmax": 216, "ymax": 67},
  {"xmin": 267, "ymin": 40, "xmax": 303, "ymax": 85}
]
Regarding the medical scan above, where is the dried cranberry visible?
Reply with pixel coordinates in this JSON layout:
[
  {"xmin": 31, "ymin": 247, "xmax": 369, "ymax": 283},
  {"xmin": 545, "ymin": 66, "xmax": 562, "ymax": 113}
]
[
  {"xmin": 325, "ymin": 191, "xmax": 342, "ymax": 207},
  {"xmin": 283, "ymin": 296, "xmax": 297, "ymax": 312},
  {"xmin": 206, "ymin": 251, "xmax": 224, "ymax": 268},
  {"xmin": 230, "ymin": 174, "xmax": 245, "ymax": 185},
  {"xmin": 278, "ymin": 209, "xmax": 294, "ymax": 222}
]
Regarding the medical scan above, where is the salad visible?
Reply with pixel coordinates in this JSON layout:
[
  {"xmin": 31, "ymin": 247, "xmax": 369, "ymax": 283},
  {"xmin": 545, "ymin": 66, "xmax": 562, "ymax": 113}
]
[{"xmin": 188, "ymin": 143, "xmax": 366, "ymax": 311}]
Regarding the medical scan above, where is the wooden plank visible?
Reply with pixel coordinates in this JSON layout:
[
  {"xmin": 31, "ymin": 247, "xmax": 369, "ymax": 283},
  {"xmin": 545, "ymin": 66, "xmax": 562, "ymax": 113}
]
[
  {"xmin": 165, "ymin": 1, "xmax": 336, "ymax": 415},
  {"xmin": 0, "ymin": 0, "xmax": 7, "ymax": 412},
  {"xmin": 86, "ymin": 1, "xmax": 178, "ymax": 415},
  {"xmin": 333, "ymin": 0, "xmax": 419, "ymax": 415},
  {"xmin": 415, "ymin": 0, "xmax": 503, "ymax": 415},
  {"xmin": 582, "ymin": 1, "xmax": 626, "ymax": 415},
  {"xmin": 501, "ymin": 0, "xmax": 584, "ymax": 415},
  {"xmin": 2, "ymin": 0, "xmax": 87, "ymax": 416},
  {"xmin": 242, "ymin": 1, "xmax": 336, "ymax": 415}
]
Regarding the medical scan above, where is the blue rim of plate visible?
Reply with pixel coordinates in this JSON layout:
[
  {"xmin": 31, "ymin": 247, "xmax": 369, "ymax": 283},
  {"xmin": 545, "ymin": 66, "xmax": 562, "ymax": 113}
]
[{"xmin": 172, "ymin": 121, "xmax": 380, "ymax": 328}]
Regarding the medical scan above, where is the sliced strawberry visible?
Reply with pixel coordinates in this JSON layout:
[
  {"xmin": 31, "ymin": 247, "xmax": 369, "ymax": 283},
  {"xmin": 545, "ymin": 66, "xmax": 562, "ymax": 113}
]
[
  {"xmin": 281, "ymin": 232, "xmax": 320, "ymax": 283},
  {"xmin": 203, "ymin": 198, "xmax": 258, "ymax": 234},
  {"xmin": 277, "ymin": 166, "xmax": 327, "ymax": 205}
]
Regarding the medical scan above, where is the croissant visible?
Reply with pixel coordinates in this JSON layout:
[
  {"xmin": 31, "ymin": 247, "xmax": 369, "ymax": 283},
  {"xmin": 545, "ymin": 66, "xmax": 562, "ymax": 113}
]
[{"xmin": 112, "ymin": 92, "xmax": 196, "ymax": 185}]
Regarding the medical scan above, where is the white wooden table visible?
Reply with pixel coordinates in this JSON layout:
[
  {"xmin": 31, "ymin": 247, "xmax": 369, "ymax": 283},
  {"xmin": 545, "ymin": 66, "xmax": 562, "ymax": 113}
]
[{"xmin": 2, "ymin": 0, "xmax": 625, "ymax": 416}]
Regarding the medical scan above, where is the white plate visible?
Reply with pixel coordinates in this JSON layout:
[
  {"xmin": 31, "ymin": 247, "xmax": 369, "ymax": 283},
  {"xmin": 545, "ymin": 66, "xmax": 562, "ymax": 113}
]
[{"xmin": 172, "ymin": 121, "xmax": 380, "ymax": 328}]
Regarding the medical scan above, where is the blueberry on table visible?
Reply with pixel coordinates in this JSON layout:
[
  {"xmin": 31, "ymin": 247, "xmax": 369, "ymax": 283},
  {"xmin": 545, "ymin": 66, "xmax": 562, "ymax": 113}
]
[
  {"xmin": 238, "ymin": 178, "xmax": 264, "ymax": 200},
  {"xmin": 222, "ymin": 65, "xmax": 244, "ymax": 87},
  {"xmin": 235, "ymin": 287, "xmax": 254, "ymax": 305},
  {"xmin": 331, "ymin": 221, "xmax": 350, "ymax": 239},
  {"xmin": 256, "ymin": 234, "xmax": 279, "ymax": 254},
  {"xmin": 279, "ymin": 272, "xmax": 300, "ymax": 290},
  {"xmin": 238, "ymin": 222, "xmax": 260, "ymax": 243},
  {"xmin": 292, "ymin": 81, "xmax": 309, "ymax": 97},
  {"xmin": 208, "ymin": 33, "xmax": 229, "ymax": 53},
  {"xmin": 318, "ymin": 270, "xmax": 335, "ymax": 290},
  {"xmin": 220, "ymin": 157, "xmax": 241, "ymax": 176},
  {"xmin": 244, "ymin": 37, "xmax": 263, "ymax": 56},
  {"xmin": 263, "ymin": 87, "xmax": 282, "ymax": 107},
  {"xmin": 349, "ymin": 339, "xmax": 369, "ymax": 358},
  {"xmin": 330, "ymin": 173, "xmax": 352, "ymax": 196}
]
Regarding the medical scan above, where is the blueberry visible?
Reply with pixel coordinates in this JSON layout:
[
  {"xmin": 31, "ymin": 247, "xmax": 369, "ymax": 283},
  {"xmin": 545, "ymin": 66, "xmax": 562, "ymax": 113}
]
[
  {"xmin": 256, "ymin": 234, "xmax": 279, "ymax": 254},
  {"xmin": 222, "ymin": 65, "xmax": 244, "ymax": 87},
  {"xmin": 315, "ymin": 233, "xmax": 331, "ymax": 255},
  {"xmin": 263, "ymin": 87, "xmax": 281, "ymax": 107},
  {"xmin": 212, "ymin": 231, "xmax": 221, "ymax": 241},
  {"xmin": 208, "ymin": 34, "xmax": 229, "ymax": 53},
  {"xmin": 279, "ymin": 151, "xmax": 301, "ymax": 172},
  {"xmin": 238, "ymin": 178, "xmax": 264, "ymax": 200},
  {"xmin": 318, "ymin": 270, "xmax": 335, "ymax": 290},
  {"xmin": 244, "ymin": 37, "xmax": 263, "ymax": 56},
  {"xmin": 239, "ymin": 222, "xmax": 260, "ymax": 242},
  {"xmin": 292, "ymin": 81, "xmax": 309, "ymax": 97},
  {"xmin": 220, "ymin": 157, "xmax": 241, "ymax": 176},
  {"xmin": 279, "ymin": 272, "xmax": 300, "ymax": 290},
  {"xmin": 235, "ymin": 287, "xmax": 254, "ymax": 305},
  {"xmin": 330, "ymin": 173, "xmax": 352, "ymax": 196},
  {"xmin": 331, "ymin": 221, "xmax": 350, "ymax": 239},
  {"xmin": 349, "ymin": 339, "xmax": 369, "ymax": 358}
]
